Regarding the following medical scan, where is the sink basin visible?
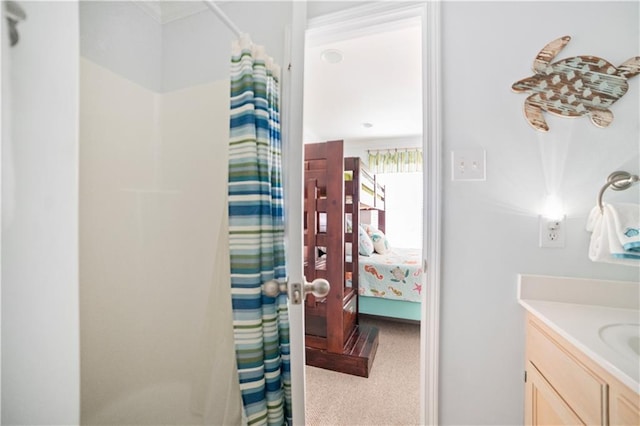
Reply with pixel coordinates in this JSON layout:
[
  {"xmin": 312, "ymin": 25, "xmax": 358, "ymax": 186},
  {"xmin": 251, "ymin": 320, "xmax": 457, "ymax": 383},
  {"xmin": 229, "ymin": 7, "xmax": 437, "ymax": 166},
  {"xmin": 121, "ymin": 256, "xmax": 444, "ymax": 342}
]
[{"xmin": 599, "ymin": 323, "xmax": 640, "ymax": 361}]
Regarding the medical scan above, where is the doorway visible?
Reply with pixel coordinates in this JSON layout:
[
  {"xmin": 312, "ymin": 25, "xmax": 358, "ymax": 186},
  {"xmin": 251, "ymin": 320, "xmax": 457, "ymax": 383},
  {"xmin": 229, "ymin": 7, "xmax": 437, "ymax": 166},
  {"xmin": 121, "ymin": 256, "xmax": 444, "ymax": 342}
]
[{"xmin": 299, "ymin": 2, "xmax": 441, "ymax": 424}]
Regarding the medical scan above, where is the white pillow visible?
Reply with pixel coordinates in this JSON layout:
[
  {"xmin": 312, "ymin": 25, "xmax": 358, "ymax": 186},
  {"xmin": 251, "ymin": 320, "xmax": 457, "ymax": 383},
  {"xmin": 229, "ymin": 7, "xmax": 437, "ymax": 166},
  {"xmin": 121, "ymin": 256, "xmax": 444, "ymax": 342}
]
[
  {"xmin": 358, "ymin": 225, "xmax": 374, "ymax": 256},
  {"xmin": 370, "ymin": 228, "xmax": 390, "ymax": 254}
]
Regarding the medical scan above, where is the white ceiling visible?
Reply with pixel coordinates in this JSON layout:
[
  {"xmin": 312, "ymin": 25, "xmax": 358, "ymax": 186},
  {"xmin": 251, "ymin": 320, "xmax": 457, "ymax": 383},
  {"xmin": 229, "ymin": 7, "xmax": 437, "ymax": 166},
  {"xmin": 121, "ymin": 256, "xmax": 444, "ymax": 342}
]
[{"xmin": 303, "ymin": 23, "xmax": 423, "ymax": 143}]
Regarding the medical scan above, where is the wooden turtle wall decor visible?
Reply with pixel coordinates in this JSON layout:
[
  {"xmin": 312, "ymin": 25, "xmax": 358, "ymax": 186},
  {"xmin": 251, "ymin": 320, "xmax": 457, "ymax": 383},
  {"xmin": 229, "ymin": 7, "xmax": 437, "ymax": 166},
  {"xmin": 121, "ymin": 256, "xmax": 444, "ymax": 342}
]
[{"xmin": 512, "ymin": 36, "xmax": 640, "ymax": 132}]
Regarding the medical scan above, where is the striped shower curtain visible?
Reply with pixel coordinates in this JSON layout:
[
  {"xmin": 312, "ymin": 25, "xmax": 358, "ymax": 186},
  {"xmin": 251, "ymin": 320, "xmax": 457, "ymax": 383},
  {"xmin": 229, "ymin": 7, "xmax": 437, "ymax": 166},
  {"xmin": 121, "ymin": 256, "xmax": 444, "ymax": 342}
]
[{"xmin": 227, "ymin": 34, "xmax": 291, "ymax": 426}]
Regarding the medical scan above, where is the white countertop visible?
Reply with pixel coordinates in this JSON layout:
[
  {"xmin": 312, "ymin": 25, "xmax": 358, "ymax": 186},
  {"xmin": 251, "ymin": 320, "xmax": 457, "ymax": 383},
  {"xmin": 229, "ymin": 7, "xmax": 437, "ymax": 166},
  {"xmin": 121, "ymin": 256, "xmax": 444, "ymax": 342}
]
[{"xmin": 518, "ymin": 274, "xmax": 640, "ymax": 394}]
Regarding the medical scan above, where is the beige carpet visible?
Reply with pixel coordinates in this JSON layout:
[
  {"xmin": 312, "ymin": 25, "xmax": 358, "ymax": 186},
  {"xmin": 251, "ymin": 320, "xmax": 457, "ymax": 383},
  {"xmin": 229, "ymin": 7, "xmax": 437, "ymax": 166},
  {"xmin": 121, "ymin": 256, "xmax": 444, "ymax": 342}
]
[{"xmin": 305, "ymin": 316, "xmax": 421, "ymax": 425}]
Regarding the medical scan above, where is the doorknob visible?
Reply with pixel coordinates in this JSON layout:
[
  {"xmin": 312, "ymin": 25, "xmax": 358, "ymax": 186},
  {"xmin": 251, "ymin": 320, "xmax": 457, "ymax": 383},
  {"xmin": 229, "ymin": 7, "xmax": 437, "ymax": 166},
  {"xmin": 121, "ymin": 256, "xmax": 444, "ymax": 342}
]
[
  {"xmin": 262, "ymin": 279, "xmax": 288, "ymax": 297},
  {"xmin": 305, "ymin": 277, "xmax": 331, "ymax": 298},
  {"xmin": 291, "ymin": 277, "xmax": 330, "ymax": 304},
  {"xmin": 262, "ymin": 277, "xmax": 330, "ymax": 304}
]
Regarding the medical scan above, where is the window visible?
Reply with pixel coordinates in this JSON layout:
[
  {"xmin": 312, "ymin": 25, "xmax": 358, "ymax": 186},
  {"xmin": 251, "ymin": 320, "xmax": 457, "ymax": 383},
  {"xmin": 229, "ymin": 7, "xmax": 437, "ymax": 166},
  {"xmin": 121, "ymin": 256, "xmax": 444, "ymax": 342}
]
[{"xmin": 377, "ymin": 172, "xmax": 422, "ymax": 249}]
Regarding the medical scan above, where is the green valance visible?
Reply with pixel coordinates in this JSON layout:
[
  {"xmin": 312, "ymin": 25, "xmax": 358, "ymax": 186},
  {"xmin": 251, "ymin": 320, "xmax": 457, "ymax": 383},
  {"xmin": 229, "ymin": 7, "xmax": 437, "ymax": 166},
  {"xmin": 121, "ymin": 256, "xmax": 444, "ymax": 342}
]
[{"xmin": 368, "ymin": 149, "xmax": 423, "ymax": 174}]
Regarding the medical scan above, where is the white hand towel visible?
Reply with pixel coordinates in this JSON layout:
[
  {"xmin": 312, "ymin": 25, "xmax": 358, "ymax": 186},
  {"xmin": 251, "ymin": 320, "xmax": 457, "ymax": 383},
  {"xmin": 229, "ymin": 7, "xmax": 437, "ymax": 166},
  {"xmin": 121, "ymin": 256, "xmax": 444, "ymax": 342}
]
[{"xmin": 586, "ymin": 203, "xmax": 640, "ymax": 266}]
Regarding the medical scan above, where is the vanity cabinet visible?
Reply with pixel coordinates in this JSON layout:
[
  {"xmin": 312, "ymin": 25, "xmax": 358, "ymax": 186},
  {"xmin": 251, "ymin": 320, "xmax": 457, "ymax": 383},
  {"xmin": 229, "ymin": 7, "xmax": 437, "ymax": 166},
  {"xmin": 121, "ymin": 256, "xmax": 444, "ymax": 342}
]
[{"xmin": 525, "ymin": 313, "xmax": 640, "ymax": 426}]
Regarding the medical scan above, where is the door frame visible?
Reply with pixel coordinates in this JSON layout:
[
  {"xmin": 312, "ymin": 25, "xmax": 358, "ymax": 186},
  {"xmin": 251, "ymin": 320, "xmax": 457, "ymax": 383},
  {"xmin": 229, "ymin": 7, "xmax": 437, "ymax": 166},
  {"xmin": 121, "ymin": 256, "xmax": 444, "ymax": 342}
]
[
  {"xmin": 283, "ymin": 2, "xmax": 442, "ymax": 425},
  {"xmin": 282, "ymin": 2, "xmax": 308, "ymax": 425}
]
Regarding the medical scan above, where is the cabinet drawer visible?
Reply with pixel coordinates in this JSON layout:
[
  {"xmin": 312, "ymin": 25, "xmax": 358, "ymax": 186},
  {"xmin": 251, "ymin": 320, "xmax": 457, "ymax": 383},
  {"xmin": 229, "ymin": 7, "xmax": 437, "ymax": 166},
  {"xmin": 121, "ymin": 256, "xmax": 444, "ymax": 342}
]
[{"xmin": 527, "ymin": 318, "xmax": 607, "ymax": 425}]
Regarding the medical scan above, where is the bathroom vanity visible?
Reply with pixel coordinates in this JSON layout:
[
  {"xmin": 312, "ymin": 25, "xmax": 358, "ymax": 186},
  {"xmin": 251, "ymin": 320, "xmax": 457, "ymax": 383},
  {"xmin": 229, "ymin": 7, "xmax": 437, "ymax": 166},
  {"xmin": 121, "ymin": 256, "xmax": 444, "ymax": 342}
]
[{"xmin": 518, "ymin": 275, "xmax": 640, "ymax": 425}]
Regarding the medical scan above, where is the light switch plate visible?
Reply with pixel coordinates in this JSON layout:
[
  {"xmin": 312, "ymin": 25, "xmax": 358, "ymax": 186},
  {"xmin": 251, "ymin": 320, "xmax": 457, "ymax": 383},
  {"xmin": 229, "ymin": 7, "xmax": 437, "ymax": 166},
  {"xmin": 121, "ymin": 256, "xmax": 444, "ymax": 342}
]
[{"xmin": 451, "ymin": 149, "xmax": 486, "ymax": 181}]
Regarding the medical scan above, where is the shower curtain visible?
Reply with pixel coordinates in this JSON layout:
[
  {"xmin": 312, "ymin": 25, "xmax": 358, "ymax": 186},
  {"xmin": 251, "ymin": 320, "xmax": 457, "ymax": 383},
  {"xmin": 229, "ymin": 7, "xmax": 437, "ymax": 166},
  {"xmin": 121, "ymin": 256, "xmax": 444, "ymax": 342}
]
[{"xmin": 227, "ymin": 34, "xmax": 291, "ymax": 426}]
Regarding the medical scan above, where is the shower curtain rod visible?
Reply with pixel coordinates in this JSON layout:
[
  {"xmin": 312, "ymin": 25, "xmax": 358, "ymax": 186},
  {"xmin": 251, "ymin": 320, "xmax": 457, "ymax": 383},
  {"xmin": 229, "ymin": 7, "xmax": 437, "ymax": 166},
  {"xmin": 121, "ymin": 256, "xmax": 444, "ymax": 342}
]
[{"xmin": 202, "ymin": 0, "xmax": 242, "ymax": 39}]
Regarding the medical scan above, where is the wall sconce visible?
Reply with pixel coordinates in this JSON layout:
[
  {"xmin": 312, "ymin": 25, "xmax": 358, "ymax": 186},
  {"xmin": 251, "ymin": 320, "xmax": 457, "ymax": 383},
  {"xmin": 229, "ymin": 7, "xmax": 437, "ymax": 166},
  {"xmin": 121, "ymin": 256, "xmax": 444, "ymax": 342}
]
[{"xmin": 541, "ymin": 194, "xmax": 564, "ymax": 221}]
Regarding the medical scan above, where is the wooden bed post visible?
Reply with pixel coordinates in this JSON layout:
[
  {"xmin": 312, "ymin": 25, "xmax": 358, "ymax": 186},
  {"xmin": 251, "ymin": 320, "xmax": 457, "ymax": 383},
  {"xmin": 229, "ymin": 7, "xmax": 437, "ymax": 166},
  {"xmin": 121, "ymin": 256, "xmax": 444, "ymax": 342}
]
[
  {"xmin": 304, "ymin": 178, "xmax": 318, "ymax": 309},
  {"xmin": 324, "ymin": 140, "xmax": 345, "ymax": 353}
]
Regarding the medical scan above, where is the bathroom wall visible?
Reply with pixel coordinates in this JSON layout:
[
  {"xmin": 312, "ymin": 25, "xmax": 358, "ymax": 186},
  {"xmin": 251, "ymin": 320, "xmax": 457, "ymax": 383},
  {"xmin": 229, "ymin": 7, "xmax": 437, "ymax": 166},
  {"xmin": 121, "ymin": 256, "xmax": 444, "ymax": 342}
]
[
  {"xmin": 2, "ymin": 3, "xmax": 7, "ymax": 422},
  {"xmin": 79, "ymin": 2, "xmax": 291, "ymax": 424},
  {"xmin": 1, "ymin": 2, "xmax": 80, "ymax": 424},
  {"xmin": 0, "ymin": 8, "xmax": 6, "ymax": 418},
  {"xmin": 439, "ymin": 2, "xmax": 639, "ymax": 424}
]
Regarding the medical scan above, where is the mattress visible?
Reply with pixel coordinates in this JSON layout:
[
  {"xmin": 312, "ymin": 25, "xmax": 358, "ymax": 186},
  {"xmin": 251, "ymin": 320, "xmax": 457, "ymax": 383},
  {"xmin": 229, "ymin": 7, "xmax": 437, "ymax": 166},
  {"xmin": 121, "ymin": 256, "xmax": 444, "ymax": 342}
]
[{"xmin": 357, "ymin": 247, "xmax": 423, "ymax": 303}]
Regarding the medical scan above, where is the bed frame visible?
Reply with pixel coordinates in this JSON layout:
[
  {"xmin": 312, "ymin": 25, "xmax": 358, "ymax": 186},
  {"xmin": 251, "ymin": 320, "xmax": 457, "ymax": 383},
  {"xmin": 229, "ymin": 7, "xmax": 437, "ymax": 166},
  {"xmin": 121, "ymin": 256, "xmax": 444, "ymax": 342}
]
[
  {"xmin": 359, "ymin": 295, "xmax": 422, "ymax": 321},
  {"xmin": 303, "ymin": 140, "xmax": 382, "ymax": 377}
]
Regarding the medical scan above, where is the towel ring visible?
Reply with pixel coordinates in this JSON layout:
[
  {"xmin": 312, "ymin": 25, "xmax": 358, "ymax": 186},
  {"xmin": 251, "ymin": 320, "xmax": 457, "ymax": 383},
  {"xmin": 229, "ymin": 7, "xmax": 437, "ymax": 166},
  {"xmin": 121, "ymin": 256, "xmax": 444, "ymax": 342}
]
[{"xmin": 597, "ymin": 171, "xmax": 640, "ymax": 212}]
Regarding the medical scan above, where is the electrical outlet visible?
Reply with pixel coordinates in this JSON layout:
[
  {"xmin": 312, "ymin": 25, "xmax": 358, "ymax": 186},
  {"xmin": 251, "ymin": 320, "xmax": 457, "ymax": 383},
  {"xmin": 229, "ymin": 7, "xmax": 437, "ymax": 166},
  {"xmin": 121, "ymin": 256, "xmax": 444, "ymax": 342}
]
[{"xmin": 539, "ymin": 216, "xmax": 565, "ymax": 248}]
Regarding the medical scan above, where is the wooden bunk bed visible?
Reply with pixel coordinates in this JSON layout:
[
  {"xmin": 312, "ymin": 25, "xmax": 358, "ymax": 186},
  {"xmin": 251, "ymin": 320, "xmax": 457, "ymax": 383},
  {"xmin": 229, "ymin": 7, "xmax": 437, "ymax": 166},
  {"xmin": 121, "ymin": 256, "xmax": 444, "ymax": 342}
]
[
  {"xmin": 303, "ymin": 140, "xmax": 380, "ymax": 377},
  {"xmin": 303, "ymin": 139, "xmax": 423, "ymax": 376}
]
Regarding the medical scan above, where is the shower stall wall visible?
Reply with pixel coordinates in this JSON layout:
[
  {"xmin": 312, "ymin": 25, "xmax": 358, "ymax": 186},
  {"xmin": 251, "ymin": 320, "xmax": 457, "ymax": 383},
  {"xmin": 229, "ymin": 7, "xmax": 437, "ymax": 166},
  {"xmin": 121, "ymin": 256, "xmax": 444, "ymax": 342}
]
[
  {"xmin": 78, "ymin": 1, "xmax": 292, "ymax": 424},
  {"xmin": 80, "ymin": 56, "xmax": 235, "ymax": 424}
]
